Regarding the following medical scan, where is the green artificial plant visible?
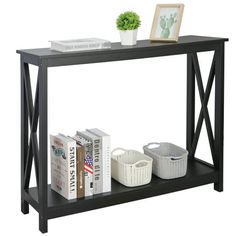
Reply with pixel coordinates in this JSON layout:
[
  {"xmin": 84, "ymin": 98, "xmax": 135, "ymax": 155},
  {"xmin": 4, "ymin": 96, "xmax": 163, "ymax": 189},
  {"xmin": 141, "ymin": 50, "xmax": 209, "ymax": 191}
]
[{"xmin": 116, "ymin": 11, "xmax": 141, "ymax": 31}]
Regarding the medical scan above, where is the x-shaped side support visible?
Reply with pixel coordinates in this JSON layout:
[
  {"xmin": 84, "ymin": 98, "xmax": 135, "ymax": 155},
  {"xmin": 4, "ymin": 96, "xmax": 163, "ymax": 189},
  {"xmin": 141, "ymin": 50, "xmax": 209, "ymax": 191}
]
[
  {"xmin": 22, "ymin": 63, "xmax": 39, "ymax": 189},
  {"xmin": 188, "ymin": 52, "xmax": 217, "ymax": 165}
]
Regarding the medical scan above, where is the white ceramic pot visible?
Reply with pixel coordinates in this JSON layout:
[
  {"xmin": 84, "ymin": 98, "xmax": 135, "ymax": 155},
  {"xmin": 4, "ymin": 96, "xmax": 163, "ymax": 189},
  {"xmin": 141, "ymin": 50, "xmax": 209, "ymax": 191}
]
[{"xmin": 119, "ymin": 29, "xmax": 138, "ymax": 46}]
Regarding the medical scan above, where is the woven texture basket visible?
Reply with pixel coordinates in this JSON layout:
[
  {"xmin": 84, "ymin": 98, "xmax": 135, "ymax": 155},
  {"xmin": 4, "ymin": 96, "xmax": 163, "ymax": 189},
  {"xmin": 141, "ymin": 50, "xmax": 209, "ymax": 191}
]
[
  {"xmin": 143, "ymin": 142, "xmax": 188, "ymax": 179},
  {"xmin": 111, "ymin": 148, "xmax": 153, "ymax": 187}
]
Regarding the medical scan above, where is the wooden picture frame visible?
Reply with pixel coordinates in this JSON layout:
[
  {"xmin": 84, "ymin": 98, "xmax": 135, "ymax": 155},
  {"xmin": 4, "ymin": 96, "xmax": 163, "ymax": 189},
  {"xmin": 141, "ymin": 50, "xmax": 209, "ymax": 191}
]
[{"xmin": 150, "ymin": 4, "xmax": 184, "ymax": 42}]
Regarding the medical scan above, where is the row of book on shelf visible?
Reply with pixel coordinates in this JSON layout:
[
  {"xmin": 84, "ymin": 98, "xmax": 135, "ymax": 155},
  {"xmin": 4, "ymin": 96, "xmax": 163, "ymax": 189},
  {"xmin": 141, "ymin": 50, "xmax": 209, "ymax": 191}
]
[{"xmin": 50, "ymin": 128, "xmax": 111, "ymax": 200}]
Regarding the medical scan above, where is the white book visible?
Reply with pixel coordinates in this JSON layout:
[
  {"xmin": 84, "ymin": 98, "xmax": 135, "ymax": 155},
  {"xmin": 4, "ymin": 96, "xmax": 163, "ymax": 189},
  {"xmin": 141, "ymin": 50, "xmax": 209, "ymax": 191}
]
[
  {"xmin": 50, "ymin": 134, "xmax": 77, "ymax": 200},
  {"xmin": 50, "ymin": 38, "xmax": 111, "ymax": 52},
  {"xmin": 87, "ymin": 128, "xmax": 111, "ymax": 193},
  {"xmin": 77, "ymin": 131, "xmax": 103, "ymax": 195},
  {"xmin": 73, "ymin": 134, "xmax": 93, "ymax": 197}
]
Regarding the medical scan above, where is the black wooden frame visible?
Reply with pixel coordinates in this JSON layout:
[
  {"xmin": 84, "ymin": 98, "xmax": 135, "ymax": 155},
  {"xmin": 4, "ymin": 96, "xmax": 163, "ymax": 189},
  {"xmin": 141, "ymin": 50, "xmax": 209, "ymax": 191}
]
[{"xmin": 17, "ymin": 36, "xmax": 227, "ymax": 233}]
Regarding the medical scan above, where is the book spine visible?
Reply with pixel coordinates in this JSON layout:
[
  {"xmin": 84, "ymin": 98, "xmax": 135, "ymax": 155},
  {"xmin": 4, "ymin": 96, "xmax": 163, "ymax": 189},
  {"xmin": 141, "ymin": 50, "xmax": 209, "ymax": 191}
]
[
  {"xmin": 102, "ymin": 136, "xmax": 111, "ymax": 192},
  {"xmin": 84, "ymin": 142, "xmax": 93, "ymax": 196},
  {"xmin": 93, "ymin": 137, "xmax": 103, "ymax": 194},
  {"xmin": 51, "ymin": 43, "xmax": 66, "ymax": 52},
  {"xmin": 51, "ymin": 39, "xmax": 111, "ymax": 52},
  {"xmin": 67, "ymin": 142, "xmax": 77, "ymax": 199},
  {"xmin": 77, "ymin": 146, "xmax": 85, "ymax": 198},
  {"xmin": 50, "ymin": 135, "xmax": 68, "ymax": 199}
]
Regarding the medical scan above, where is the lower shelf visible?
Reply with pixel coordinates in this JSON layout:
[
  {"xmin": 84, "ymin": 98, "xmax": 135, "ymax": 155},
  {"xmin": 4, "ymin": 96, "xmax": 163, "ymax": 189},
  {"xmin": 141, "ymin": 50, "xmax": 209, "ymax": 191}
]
[{"xmin": 25, "ymin": 158, "xmax": 218, "ymax": 219}]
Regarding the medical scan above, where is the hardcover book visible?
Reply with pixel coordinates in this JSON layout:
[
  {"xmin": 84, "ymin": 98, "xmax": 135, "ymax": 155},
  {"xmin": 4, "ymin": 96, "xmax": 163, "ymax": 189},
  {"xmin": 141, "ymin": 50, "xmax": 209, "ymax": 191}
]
[
  {"xmin": 50, "ymin": 38, "xmax": 111, "ymax": 52},
  {"xmin": 77, "ymin": 131, "xmax": 103, "ymax": 195},
  {"xmin": 73, "ymin": 134, "xmax": 93, "ymax": 197},
  {"xmin": 50, "ymin": 134, "xmax": 77, "ymax": 200},
  {"xmin": 76, "ymin": 144, "xmax": 85, "ymax": 198},
  {"xmin": 87, "ymin": 128, "xmax": 111, "ymax": 193}
]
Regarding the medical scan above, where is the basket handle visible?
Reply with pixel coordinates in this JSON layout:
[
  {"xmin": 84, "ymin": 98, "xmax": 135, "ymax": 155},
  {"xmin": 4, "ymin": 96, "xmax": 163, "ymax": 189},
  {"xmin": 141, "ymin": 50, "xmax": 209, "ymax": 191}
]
[
  {"xmin": 170, "ymin": 156, "xmax": 184, "ymax": 161},
  {"xmin": 144, "ymin": 142, "xmax": 161, "ymax": 150},
  {"xmin": 111, "ymin": 148, "xmax": 127, "ymax": 156},
  {"xmin": 134, "ymin": 160, "xmax": 149, "ymax": 168}
]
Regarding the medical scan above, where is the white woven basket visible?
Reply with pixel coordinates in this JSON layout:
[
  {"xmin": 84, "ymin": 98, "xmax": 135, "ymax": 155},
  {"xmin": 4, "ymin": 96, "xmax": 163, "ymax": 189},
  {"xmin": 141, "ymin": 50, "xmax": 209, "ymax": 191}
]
[
  {"xmin": 143, "ymin": 142, "xmax": 188, "ymax": 179},
  {"xmin": 111, "ymin": 148, "xmax": 153, "ymax": 187}
]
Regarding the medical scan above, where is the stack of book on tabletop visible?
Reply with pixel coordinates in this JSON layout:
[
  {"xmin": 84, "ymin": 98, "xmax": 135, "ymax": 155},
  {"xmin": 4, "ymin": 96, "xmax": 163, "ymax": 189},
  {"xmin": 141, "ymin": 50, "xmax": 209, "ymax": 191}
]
[
  {"xmin": 50, "ymin": 128, "xmax": 111, "ymax": 200},
  {"xmin": 50, "ymin": 38, "xmax": 111, "ymax": 52}
]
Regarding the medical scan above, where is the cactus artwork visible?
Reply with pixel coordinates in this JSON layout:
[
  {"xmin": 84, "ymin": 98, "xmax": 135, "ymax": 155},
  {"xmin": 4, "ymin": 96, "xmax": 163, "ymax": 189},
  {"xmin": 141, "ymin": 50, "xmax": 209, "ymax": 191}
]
[{"xmin": 159, "ymin": 12, "xmax": 177, "ymax": 38}]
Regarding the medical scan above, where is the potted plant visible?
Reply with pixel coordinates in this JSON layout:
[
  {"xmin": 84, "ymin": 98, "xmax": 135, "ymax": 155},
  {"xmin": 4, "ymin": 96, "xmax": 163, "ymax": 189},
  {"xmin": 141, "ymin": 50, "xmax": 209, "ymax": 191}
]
[{"xmin": 116, "ymin": 11, "xmax": 141, "ymax": 46}]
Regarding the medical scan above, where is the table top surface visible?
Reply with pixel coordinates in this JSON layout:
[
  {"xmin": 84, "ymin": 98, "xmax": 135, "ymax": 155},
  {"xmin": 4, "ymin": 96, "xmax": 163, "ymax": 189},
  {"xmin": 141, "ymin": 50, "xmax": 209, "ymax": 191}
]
[{"xmin": 17, "ymin": 35, "xmax": 228, "ymax": 59}]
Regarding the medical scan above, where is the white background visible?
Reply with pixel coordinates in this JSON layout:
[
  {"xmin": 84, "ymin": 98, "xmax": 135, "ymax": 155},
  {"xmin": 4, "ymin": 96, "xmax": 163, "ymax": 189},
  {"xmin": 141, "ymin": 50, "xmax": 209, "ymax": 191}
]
[{"xmin": 0, "ymin": 0, "xmax": 235, "ymax": 235}]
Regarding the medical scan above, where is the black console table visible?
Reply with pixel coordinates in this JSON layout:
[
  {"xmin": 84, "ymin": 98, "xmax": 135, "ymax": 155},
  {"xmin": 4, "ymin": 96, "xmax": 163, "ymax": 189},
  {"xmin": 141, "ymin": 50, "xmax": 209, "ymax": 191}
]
[{"xmin": 17, "ymin": 35, "xmax": 228, "ymax": 233}]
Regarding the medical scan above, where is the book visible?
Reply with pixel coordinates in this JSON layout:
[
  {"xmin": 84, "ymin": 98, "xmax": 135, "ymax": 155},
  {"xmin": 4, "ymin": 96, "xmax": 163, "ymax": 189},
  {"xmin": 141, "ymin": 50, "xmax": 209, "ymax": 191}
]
[
  {"xmin": 76, "ymin": 144, "xmax": 85, "ymax": 198},
  {"xmin": 87, "ymin": 128, "xmax": 111, "ymax": 193},
  {"xmin": 50, "ymin": 38, "xmax": 111, "ymax": 52},
  {"xmin": 68, "ymin": 136, "xmax": 85, "ymax": 198},
  {"xmin": 73, "ymin": 134, "xmax": 93, "ymax": 197},
  {"xmin": 50, "ymin": 134, "xmax": 77, "ymax": 200},
  {"xmin": 77, "ymin": 131, "xmax": 103, "ymax": 195}
]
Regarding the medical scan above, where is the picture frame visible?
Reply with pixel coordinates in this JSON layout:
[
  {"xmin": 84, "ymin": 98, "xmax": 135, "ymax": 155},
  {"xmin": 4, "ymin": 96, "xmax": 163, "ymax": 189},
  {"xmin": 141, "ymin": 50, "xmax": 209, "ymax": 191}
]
[{"xmin": 150, "ymin": 4, "xmax": 184, "ymax": 42}]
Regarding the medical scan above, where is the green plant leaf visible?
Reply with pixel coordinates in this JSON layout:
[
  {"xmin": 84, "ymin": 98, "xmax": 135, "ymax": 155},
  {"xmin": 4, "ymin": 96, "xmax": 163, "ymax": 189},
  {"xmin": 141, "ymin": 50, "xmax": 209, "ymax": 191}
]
[{"xmin": 116, "ymin": 11, "xmax": 141, "ymax": 30}]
